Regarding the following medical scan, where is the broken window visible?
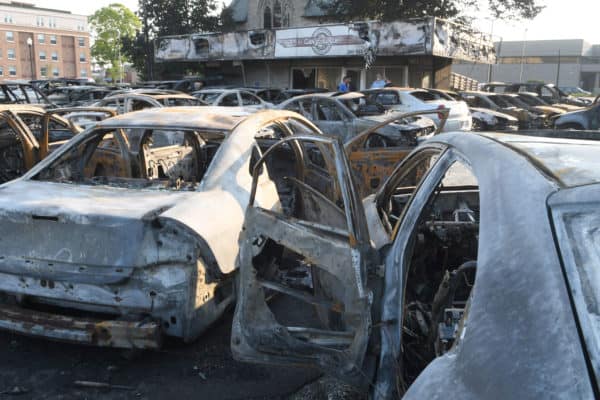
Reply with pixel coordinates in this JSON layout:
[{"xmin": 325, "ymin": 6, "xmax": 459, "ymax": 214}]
[
  {"xmin": 315, "ymin": 101, "xmax": 344, "ymax": 121},
  {"xmin": 220, "ymin": 93, "xmax": 239, "ymax": 107},
  {"xmin": 378, "ymin": 149, "xmax": 442, "ymax": 235},
  {"xmin": 34, "ymin": 127, "xmax": 225, "ymax": 191},
  {"xmin": 263, "ymin": 6, "xmax": 272, "ymax": 29},
  {"xmin": 273, "ymin": 1, "xmax": 282, "ymax": 28},
  {"xmin": 241, "ymin": 92, "xmax": 261, "ymax": 106},
  {"xmin": 249, "ymin": 32, "xmax": 266, "ymax": 46},
  {"xmin": 0, "ymin": 115, "xmax": 26, "ymax": 183},
  {"xmin": 193, "ymin": 38, "xmax": 209, "ymax": 56}
]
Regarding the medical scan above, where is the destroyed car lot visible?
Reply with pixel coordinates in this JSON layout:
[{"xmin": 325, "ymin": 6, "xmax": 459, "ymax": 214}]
[{"xmin": 0, "ymin": 99, "xmax": 598, "ymax": 399}]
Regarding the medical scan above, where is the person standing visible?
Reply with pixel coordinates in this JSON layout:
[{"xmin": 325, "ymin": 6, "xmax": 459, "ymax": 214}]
[
  {"xmin": 371, "ymin": 74, "xmax": 386, "ymax": 89},
  {"xmin": 338, "ymin": 76, "xmax": 352, "ymax": 92}
]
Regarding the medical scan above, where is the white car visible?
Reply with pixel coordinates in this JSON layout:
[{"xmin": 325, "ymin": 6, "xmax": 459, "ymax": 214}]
[
  {"xmin": 363, "ymin": 87, "xmax": 472, "ymax": 131},
  {"xmin": 192, "ymin": 89, "xmax": 273, "ymax": 111}
]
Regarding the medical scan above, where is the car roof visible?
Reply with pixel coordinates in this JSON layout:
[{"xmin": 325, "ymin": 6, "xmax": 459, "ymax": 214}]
[
  {"xmin": 480, "ymin": 133, "xmax": 600, "ymax": 188},
  {"xmin": 97, "ymin": 106, "xmax": 252, "ymax": 131}
]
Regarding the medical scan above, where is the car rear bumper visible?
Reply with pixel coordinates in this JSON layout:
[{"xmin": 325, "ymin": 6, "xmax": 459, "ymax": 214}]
[{"xmin": 0, "ymin": 302, "xmax": 162, "ymax": 349}]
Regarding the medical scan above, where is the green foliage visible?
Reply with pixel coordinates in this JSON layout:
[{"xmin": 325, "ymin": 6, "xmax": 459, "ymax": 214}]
[
  {"xmin": 89, "ymin": 3, "xmax": 141, "ymax": 82},
  {"xmin": 124, "ymin": 0, "xmax": 226, "ymax": 80},
  {"xmin": 318, "ymin": 0, "xmax": 544, "ymax": 22}
]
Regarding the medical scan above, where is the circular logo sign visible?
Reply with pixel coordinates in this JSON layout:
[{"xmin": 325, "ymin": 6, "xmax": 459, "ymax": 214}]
[{"xmin": 311, "ymin": 28, "xmax": 333, "ymax": 55}]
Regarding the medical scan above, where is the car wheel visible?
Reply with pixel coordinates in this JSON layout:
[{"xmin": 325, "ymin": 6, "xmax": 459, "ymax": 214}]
[
  {"xmin": 472, "ymin": 118, "xmax": 486, "ymax": 131},
  {"xmin": 365, "ymin": 133, "xmax": 389, "ymax": 149}
]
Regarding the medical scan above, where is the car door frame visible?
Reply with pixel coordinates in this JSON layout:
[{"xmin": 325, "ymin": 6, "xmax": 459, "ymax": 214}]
[
  {"xmin": 232, "ymin": 133, "xmax": 374, "ymax": 386},
  {"xmin": 372, "ymin": 146, "xmax": 470, "ymax": 397}
]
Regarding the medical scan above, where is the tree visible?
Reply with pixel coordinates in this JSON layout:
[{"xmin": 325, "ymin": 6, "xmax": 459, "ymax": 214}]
[
  {"xmin": 89, "ymin": 3, "xmax": 141, "ymax": 82},
  {"xmin": 318, "ymin": 0, "xmax": 544, "ymax": 22},
  {"xmin": 123, "ymin": 0, "xmax": 224, "ymax": 81}
]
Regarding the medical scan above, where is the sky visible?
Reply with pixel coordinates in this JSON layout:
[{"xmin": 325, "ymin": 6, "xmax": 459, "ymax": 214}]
[{"xmin": 29, "ymin": 0, "xmax": 600, "ymax": 44}]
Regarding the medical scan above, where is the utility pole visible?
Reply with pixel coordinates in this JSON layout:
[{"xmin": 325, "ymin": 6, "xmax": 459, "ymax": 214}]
[
  {"xmin": 556, "ymin": 49, "xmax": 561, "ymax": 86},
  {"xmin": 487, "ymin": 18, "xmax": 495, "ymax": 83},
  {"xmin": 519, "ymin": 28, "xmax": 528, "ymax": 82},
  {"xmin": 26, "ymin": 36, "xmax": 35, "ymax": 80}
]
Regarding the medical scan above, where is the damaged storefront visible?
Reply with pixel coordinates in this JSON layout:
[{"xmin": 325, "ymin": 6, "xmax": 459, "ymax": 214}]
[{"xmin": 154, "ymin": 18, "xmax": 495, "ymax": 90}]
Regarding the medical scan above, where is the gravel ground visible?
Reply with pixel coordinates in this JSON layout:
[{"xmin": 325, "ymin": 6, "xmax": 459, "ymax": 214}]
[{"xmin": 0, "ymin": 297, "xmax": 331, "ymax": 400}]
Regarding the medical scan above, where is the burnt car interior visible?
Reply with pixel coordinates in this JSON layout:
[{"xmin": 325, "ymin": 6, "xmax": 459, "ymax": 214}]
[
  {"xmin": 378, "ymin": 154, "xmax": 480, "ymax": 390},
  {"xmin": 0, "ymin": 117, "xmax": 26, "ymax": 183},
  {"xmin": 34, "ymin": 127, "xmax": 225, "ymax": 190}
]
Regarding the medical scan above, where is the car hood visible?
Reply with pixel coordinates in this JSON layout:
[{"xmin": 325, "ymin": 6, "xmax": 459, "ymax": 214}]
[
  {"xmin": 361, "ymin": 113, "xmax": 435, "ymax": 129},
  {"xmin": 470, "ymin": 107, "xmax": 519, "ymax": 121}
]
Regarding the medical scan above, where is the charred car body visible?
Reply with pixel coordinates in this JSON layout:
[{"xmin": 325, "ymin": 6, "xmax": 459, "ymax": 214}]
[
  {"xmin": 232, "ymin": 130, "xmax": 599, "ymax": 399},
  {"xmin": 278, "ymin": 93, "xmax": 437, "ymax": 147},
  {"xmin": 0, "ymin": 107, "xmax": 328, "ymax": 348}
]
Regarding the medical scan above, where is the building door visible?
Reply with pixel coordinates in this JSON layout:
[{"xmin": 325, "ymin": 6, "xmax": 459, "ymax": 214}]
[{"xmin": 343, "ymin": 69, "xmax": 362, "ymax": 91}]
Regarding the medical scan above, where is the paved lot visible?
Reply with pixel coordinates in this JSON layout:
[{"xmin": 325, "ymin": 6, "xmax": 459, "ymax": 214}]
[{"xmin": 0, "ymin": 298, "xmax": 323, "ymax": 400}]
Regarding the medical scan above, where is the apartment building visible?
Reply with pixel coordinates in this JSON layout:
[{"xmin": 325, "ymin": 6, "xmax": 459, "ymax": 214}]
[{"xmin": 0, "ymin": 1, "xmax": 91, "ymax": 80}]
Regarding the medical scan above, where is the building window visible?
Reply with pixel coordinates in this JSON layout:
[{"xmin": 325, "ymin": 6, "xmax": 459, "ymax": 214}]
[
  {"xmin": 48, "ymin": 17, "xmax": 57, "ymax": 28},
  {"xmin": 38, "ymin": 34, "xmax": 45, "ymax": 44},
  {"xmin": 78, "ymin": 37, "xmax": 85, "ymax": 47},
  {"xmin": 52, "ymin": 67, "xmax": 59, "ymax": 77},
  {"xmin": 273, "ymin": 1, "xmax": 282, "ymax": 28},
  {"xmin": 0, "ymin": 49, "xmax": 2, "ymax": 58},
  {"xmin": 263, "ymin": 6, "xmax": 272, "ymax": 29},
  {"xmin": 0, "ymin": 67, "xmax": 3, "ymax": 76},
  {"xmin": 50, "ymin": 35, "xmax": 57, "ymax": 45},
  {"xmin": 6, "ymin": 31, "xmax": 14, "ymax": 42},
  {"xmin": 51, "ymin": 51, "xmax": 58, "ymax": 61},
  {"xmin": 79, "ymin": 53, "xmax": 86, "ymax": 62},
  {"xmin": 39, "ymin": 51, "xmax": 46, "ymax": 60},
  {"xmin": 40, "ymin": 67, "xmax": 47, "ymax": 77},
  {"xmin": 81, "ymin": 69, "xmax": 87, "ymax": 77},
  {"xmin": 77, "ymin": 24, "xmax": 86, "ymax": 31},
  {"xmin": 9, "ymin": 66, "xmax": 16, "ymax": 76},
  {"xmin": 36, "ymin": 16, "xmax": 44, "ymax": 27},
  {"xmin": 7, "ymin": 49, "xmax": 15, "ymax": 60},
  {"xmin": 4, "ymin": 15, "xmax": 13, "ymax": 24}
]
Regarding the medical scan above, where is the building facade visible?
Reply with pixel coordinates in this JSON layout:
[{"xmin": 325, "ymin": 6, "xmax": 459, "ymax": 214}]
[
  {"xmin": 156, "ymin": 0, "xmax": 494, "ymax": 90},
  {"xmin": 453, "ymin": 39, "xmax": 600, "ymax": 93},
  {"xmin": 0, "ymin": 1, "xmax": 91, "ymax": 80}
]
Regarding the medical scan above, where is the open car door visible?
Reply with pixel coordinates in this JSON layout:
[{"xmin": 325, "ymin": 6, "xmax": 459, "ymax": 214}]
[
  {"xmin": 232, "ymin": 134, "xmax": 375, "ymax": 387},
  {"xmin": 345, "ymin": 109, "xmax": 448, "ymax": 197}
]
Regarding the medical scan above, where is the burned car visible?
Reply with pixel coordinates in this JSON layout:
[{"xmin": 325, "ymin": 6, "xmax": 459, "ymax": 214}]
[
  {"xmin": 278, "ymin": 93, "xmax": 437, "ymax": 146},
  {"xmin": 0, "ymin": 105, "xmax": 114, "ymax": 183},
  {"xmin": 232, "ymin": 131, "xmax": 599, "ymax": 398},
  {"xmin": 0, "ymin": 107, "xmax": 329, "ymax": 349},
  {"xmin": 93, "ymin": 92, "xmax": 205, "ymax": 114}
]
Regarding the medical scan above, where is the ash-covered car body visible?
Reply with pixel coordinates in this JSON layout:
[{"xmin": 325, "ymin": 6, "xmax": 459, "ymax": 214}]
[
  {"xmin": 460, "ymin": 91, "xmax": 543, "ymax": 129},
  {"xmin": 278, "ymin": 93, "xmax": 437, "ymax": 146},
  {"xmin": 93, "ymin": 92, "xmax": 205, "ymax": 114},
  {"xmin": 0, "ymin": 107, "xmax": 325, "ymax": 349},
  {"xmin": 232, "ymin": 130, "xmax": 599, "ymax": 399},
  {"xmin": 554, "ymin": 102, "xmax": 600, "ymax": 130},
  {"xmin": 0, "ymin": 105, "xmax": 107, "ymax": 183}
]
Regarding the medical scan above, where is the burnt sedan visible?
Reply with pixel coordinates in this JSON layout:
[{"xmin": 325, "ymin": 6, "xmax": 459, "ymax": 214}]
[
  {"xmin": 232, "ymin": 131, "xmax": 599, "ymax": 399},
  {"xmin": 0, "ymin": 107, "xmax": 324, "ymax": 349},
  {"xmin": 278, "ymin": 93, "xmax": 437, "ymax": 146}
]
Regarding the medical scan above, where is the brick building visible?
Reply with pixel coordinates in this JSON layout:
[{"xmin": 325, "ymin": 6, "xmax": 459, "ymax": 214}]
[{"xmin": 0, "ymin": 1, "xmax": 91, "ymax": 80}]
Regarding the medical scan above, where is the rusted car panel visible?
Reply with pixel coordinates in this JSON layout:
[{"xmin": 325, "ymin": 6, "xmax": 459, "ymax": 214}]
[
  {"xmin": 232, "ymin": 131, "xmax": 599, "ymax": 398},
  {"xmin": 344, "ymin": 109, "xmax": 449, "ymax": 197},
  {"xmin": 0, "ymin": 303, "xmax": 161, "ymax": 349},
  {"xmin": 0, "ymin": 107, "xmax": 324, "ymax": 347}
]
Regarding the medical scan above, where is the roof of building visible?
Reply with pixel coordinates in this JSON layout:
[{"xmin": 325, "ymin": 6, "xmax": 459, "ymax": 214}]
[{"xmin": 0, "ymin": 1, "xmax": 73, "ymax": 15}]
